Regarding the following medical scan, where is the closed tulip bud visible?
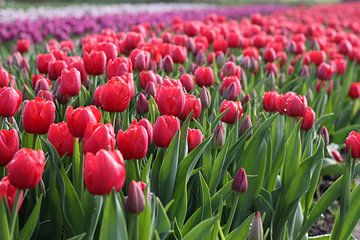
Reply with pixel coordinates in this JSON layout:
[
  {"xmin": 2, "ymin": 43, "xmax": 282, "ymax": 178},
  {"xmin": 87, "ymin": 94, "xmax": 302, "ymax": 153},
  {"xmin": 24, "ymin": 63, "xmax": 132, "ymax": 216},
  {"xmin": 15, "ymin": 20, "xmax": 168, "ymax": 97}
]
[
  {"xmin": 84, "ymin": 150, "xmax": 126, "ymax": 195},
  {"xmin": 0, "ymin": 129, "xmax": 19, "ymax": 166},
  {"xmin": 232, "ymin": 168, "xmax": 248, "ymax": 193},
  {"xmin": 137, "ymin": 93, "xmax": 149, "ymax": 114},
  {"xmin": 195, "ymin": 67, "xmax": 214, "ymax": 87},
  {"xmin": 48, "ymin": 60, "xmax": 67, "ymax": 80},
  {"xmin": 163, "ymin": 55, "xmax": 174, "ymax": 73},
  {"xmin": 179, "ymin": 94, "xmax": 202, "ymax": 121},
  {"xmin": 145, "ymin": 81, "xmax": 157, "ymax": 98},
  {"xmin": 345, "ymin": 131, "xmax": 360, "ymax": 158},
  {"xmin": 331, "ymin": 149, "xmax": 343, "ymax": 162},
  {"xmin": 264, "ymin": 48, "xmax": 276, "ymax": 62},
  {"xmin": 190, "ymin": 63, "xmax": 198, "ymax": 75},
  {"xmin": 125, "ymin": 181, "xmax": 146, "ymax": 214},
  {"xmin": 60, "ymin": 68, "xmax": 81, "ymax": 97},
  {"xmin": 53, "ymin": 79, "xmax": 69, "ymax": 104},
  {"xmin": 99, "ymin": 77, "xmax": 131, "ymax": 113},
  {"xmin": 248, "ymin": 212, "xmax": 264, "ymax": 240},
  {"xmin": 186, "ymin": 38, "xmax": 196, "ymax": 53},
  {"xmin": 17, "ymin": 39, "xmax": 31, "ymax": 53},
  {"xmin": 216, "ymin": 52, "xmax": 225, "ymax": 67},
  {"xmin": 149, "ymin": 59, "xmax": 158, "ymax": 72},
  {"xmin": 0, "ymin": 87, "xmax": 22, "ymax": 117},
  {"xmin": 22, "ymin": 97, "xmax": 56, "ymax": 134},
  {"xmin": 239, "ymin": 115, "xmax": 253, "ymax": 138},
  {"xmin": 220, "ymin": 100, "xmax": 243, "ymax": 124},
  {"xmin": 338, "ymin": 40, "xmax": 352, "ymax": 55},
  {"xmin": 301, "ymin": 107, "xmax": 316, "ymax": 131},
  {"xmin": 117, "ymin": 124, "xmax": 148, "ymax": 160},
  {"xmin": 199, "ymin": 86, "xmax": 211, "ymax": 109},
  {"xmin": 155, "ymin": 81, "xmax": 185, "ymax": 116},
  {"xmin": 188, "ymin": 128, "xmax": 203, "ymax": 152},
  {"xmin": 0, "ymin": 177, "xmax": 24, "ymax": 211},
  {"xmin": 0, "ymin": 67, "xmax": 10, "ymax": 87},
  {"xmin": 83, "ymin": 123, "xmax": 115, "ymax": 154},
  {"xmin": 309, "ymin": 50, "xmax": 326, "ymax": 66},
  {"xmin": 180, "ymin": 74, "xmax": 195, "ymax": 92},
  {"xmin": 195, "ymin": 51, "xmax": 206, "ymax": 66},
  {"xmin": 134, "ymin": 51, "xmax": 149, "ymax": 71},
  {"xmin": 48, "ymin": 122, "xmax": 74, "ymax": 156},
  {"xmin": 140, "ymin": 70, "xmax": 157, "ymax": 89},
  {"xmin": 37, "ymin": 90, "xmax": 53, "ymax": 102},
  {"xmin": 213, "ymin": 124, "xmax": 225, "ymax": 148},
  {"xmin": 300, "ymin": 65, "xmax": 310, "ymax": 78},
  {"xmin": 239, "ymin": 56, "xmax": 251, "ymax": 70},
  {"xmin": 131, "ymin": 118, "xmax": 153, "ymax": 145},
  {"xmin": 220, "ymin": 76, "xmax": 242, "ymax": 100},
  {"xmin": 36, "ymin": 53, "xmax": 56, "ymax": 74},
  {"xmin": 320, "ymin": 126, "xmax": 330, "ymax": 145},
  {"xmin": 20, "ymin": 58, "xmax": 30, "ymax": 76},
  {"xmin": 66, "ymin": 57, "xmax": 88, "ymax": 84},
  {"xmin": 66, "ymin": 105, "xmax": 102, "ymax": 138},
  {"xmin": 349, "ymin": 82, "xmax": 360, "ymax": 99},
  {"xmin": 84, "ymin": 51, "xmax": 107, "ymax": 76},
  {"xmin": 317, "ymin": 63, "xmax": 334, "ymax": 81},
  {"xmin": 7, "ymin": 148, "xmax": 45, "ymax": 189},
  {"xmin": 34, "ymin": 77, "xmax": 51, "ymax": 93},
  {"xmin": 241, "ymin": 94, "xmax": 251, "ymax": 106},
  {"xmin": 153, "ymin": 115, "xmax": 180, "ymax": 148}
]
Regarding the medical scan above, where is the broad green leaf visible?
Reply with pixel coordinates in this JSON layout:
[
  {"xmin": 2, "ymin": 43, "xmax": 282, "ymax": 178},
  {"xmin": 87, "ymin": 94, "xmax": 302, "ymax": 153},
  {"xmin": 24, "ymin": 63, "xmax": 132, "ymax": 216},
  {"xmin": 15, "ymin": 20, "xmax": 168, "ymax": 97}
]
[
  {"xmin": 199, "ymin": 173, "xmax": 212, "ymax": 220},
  {"xmin": 18, "ymin": 195, "xmax": 43, "ymax": 240},
  {"xmin": 156, "ymin": 198, "xmax": 171, "ymax": 239},
  {"xmin": 179, "ymin": 114, "xmax": 191, "ymax": 162},
  {"xmin": 0, "ymin": 199, "xmax": 10, "ymax": 240},
  {"xmin": 226, "ymin": 213, "xmax": 254, "ymax": 240},
  {"xmin": 182, "ymin": 217, "xmax": 217, "ymax": 240},
  {"xmin": 209, "ymin": 141, "xmax": 229, "ymax": 194}
]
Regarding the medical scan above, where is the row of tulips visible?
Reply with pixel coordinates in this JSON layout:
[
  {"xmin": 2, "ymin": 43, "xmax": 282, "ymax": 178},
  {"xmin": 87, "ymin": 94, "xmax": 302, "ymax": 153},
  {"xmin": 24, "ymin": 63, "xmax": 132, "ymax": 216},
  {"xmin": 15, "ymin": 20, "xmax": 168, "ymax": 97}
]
[{"xmin": 0, "ymin": 2, "xmax": 360, "ymax": 240}]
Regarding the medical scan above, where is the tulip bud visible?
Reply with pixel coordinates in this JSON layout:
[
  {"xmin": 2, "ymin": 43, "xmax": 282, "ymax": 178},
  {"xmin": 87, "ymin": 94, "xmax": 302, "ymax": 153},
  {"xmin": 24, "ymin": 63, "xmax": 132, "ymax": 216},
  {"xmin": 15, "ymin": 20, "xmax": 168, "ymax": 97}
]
[
  {"xmin": 199, "ymin": 86, "xmax": 211, "ymax": 109},
  {"xmin": 137, "ymin": 93, "xmax": 149, "ymax": 114},
  {"xmin": 134, "ymin": 52, "xmax": 149, "ymax": 72},
  {"xmin": 225, "ymin": 82, "xmax": 238, "ymax": 100},
  {"xmin": 239, "ymin": 115, "xmax": 253, "ymax": 138},
  {"xmin": 331, "ymin": 149, "xmax": 343, "ymax": 162},
  {"xmin": 320, "ymin": 126, "xmax": 330, "ymax": 145},
  {"xmin": 248, "ymin": 212, "xmax": 264, "ymax": 240},
  {"xmin": 216, "ymin": 52, "xmax": 225, "ymax": 68},
  {"xmin": 241, "ymin": 94, "xmax": 250, "ymax": 106},
  {"xmin": 300, "ymin": 65, "xmax": 310, "ymax": 78},
  {"xmin": 279, "ymin": 73, "xmax": 286, "ymax": 88},
  {"xmin": 213, "ymin": 124, "xmax": 225, "ymax": 148},
  {"xmin": 125, "ymin": 181, "xmax": 146, "ymax": 214},
  {"xmin": 239, "ymin": 56, "xmax": 251, "ymax": 70},
  {"xmin": 232, "ymin": 168, "xmax": 248, "ymax": 193},
  {"xmin": 163, "ymin": 55, "xmax": 174, "ymax": 73},
  {"xmin": 301, "ymin": 107, "xmax": 316, "ymax": 131},
  {"xmin": 186, "ymin": 38, "xmax": 196, "ymax": 53},
  {"xmin": 265, "ymin": 73, "xmax": 276, "ymax": 91},
  {"xmin": 145, "ymin": 81, "xmax": 157, "ymax": 98},
  {"xmin": 195, "ymin": 51, "xmax": 206, "ymax": 66},
  {"xmin": 0, "ymin": 177, "xmax": 24, "ymax": 211}
]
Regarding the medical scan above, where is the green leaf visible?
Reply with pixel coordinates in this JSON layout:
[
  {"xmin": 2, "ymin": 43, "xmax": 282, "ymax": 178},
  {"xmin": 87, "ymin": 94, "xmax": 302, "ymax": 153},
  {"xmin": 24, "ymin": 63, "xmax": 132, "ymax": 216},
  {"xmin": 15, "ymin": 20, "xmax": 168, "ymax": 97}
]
[
  {"xmin": 182, "ymin": 217, "xmax": 217, "ymax": 240},
  {"xmin": 156, "ymin": 198, "xmax": 171, "ymax": 239},
  {"xmin": 72, "ymin": 138, "xmax": 83, "ymax": 197},
  {"xmin": 226, "ymin": 213, "xmax": 254, "ymax": 240},
  {"xmin": 18, "ymin": 195, "xmax": 43, "ymax": 240},
  {"xmin": 138, "ymin": 193, "xmax": 156, "ymax": 240},
  {"xmin": 159, "ymin": 131, "xmax": 180, "ymax": 204},
  {"xmin": 0, "ymin": 199, "xmax": 11, "ymax": 240},
  {"xmin": 308, "ymin": 234, "xmax": 330, "ymax": 240},
  {"xmin": 66, "ymin": 233, "xmax": 86, "ymax": 240},
  {"xmin": 83, "ymin": 193, "xmax": 103, "ymax": 240},
  {"xmin": 179, "ymin": 114, "xmax": 191, "ymax": 162},
  {"xmin": 99, "ymin": 192, "xmax": 128, "ymax": 240},
  {"xmin": 209, "ymin": 141, "xmax": 229, "ymax": 194},
  {"xmin": 199, "ymin": 173, "xmax": 212, "ymax": 220}
]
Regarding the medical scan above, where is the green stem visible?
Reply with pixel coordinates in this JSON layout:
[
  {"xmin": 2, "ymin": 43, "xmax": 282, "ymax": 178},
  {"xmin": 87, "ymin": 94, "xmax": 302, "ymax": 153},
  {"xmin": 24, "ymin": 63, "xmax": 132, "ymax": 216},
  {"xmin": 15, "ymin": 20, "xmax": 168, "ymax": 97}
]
[
  {"xmin": 0, "ymin": 166, "xmax": 5, "ymax": 178},
  {"xmin": 224, "ymin": 195, "xmax": 240, "ymax": 235},
  {"xmin": 217, "ymin": 219, "xmax": 226, "ymax": 240},
  {"xmin": 10, "ymin": 189, "xmax": 22, "ymax": 239},
  {"xmin": 134, "ymin": 160, "xmax": 141, "ymax": 181},
  {"xmin": 32, "ymin": 134, "xmax": 38, "ymax": 150},
  {"xmin": 128, "ymin": 214, "xmax": 138, "ymax": 240}
]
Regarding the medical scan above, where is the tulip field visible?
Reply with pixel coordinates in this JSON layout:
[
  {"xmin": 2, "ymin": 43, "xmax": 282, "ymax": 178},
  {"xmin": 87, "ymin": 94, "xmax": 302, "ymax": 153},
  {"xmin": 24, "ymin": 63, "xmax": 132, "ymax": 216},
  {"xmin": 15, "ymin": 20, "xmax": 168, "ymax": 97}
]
[{"xmin": 0, "ymin": 2, "xmax": 360, "ymax": 240}]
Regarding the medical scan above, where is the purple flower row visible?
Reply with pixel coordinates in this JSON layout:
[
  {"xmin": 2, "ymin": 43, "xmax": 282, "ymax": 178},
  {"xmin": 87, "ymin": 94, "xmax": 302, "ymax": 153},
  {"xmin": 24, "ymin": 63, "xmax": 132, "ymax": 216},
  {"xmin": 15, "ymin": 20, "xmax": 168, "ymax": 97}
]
[{"xmin": 0, "ymin": 4, "xmax": 289, "ymax": 43}]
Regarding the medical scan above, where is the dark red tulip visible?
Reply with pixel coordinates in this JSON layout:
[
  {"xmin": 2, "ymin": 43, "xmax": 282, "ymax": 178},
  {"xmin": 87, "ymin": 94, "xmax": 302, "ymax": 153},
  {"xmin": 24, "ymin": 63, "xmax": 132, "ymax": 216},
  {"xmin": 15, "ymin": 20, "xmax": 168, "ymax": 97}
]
[
  {"xmin": 349, "ymin": 82, "xmax": 360, "ymax": 99},
  {"xmin": 199, "ymin": 86, "xmax": 211, "ymax": 109},
  {"xmin": 155, "ymin": 81, "xmax": 185, "ymax": 116},
  {"xmin": 301, "ymin": 107, "xmax": 316, "ymax": 131},
  {"xmin": 213, "ymin": 123, "xmax": 225, "ymax": 148},
  {"xmin": 22, "ymin": 97, "xmax": 56, "ymax": 134},
  {"xmin": 0, "ymin": 87, "xmax": 22, "ymax": 117},
  {"xmin": 7, "ymin": 148, "xmax": 45, "ymax": 189},
  {"xmin": 179, "ymin": 93, "xmax": 202, "ymax": 121},
  {"xmin": 107, "ymin": 57, "xmax": 132, "ymax": 80},
  {"xmin": 60, "ymin": 68, "xmax": 81, "ymax": 97},
  {"xmin": 136, "ymin": 93, "xmax": 149, "ymax": 114},
  {"xmin": 84, "ymin": 51, "xmax": 107, "ymax": 76},
  {"xmin": 83, "ymin": 123, "xmax": 115, "ymax": 154},
  {"xmin": 195, "ymin": 67, "xmax": 214, "ymax": 87},
  {"xmin": 153, "ymin": 115, "xmax": 180, "ymax": 148},
  {"xmin": 264, "ymin": 48, "xmax": 276, "ymax": 62},
  {"xmin": 134, "ymin": 51, "xmax": 150, "ymax": 71},
  {"xmin": 331, "ymin": 149, "xmax": 344, "ymax": 162},
  {"xmin": 37, "ymin": 90, "xmax": 54, "ymax": 101},
  {"xmin": 34, "ymin": 77, "xmax": 51, "ymax": 93},
  {"xmin": 140, "ymin": 70, "xmax": 157, "ymax": 89},
  {"xmin": 0, "ymin": 67, "xmax": 10, "ymax": 87},
  {"xmin": 84, "ymin": 150, "xmax": 126, "ymax": 195},
  {"xmin": 48, "ymin": 122, "xmax": 74, "ymax": 156},
  {"xmin": 188, "ymin": 128, "xmax": 203, "ymax": 152},
  {"xmin": 125, "ymin": 181, "xmax": 146, "ymax": 214},
  {"xmin": 97, "ymin": 42, "xmax": 118, "ymax": 61},
  {"xmin": 36, "ymin": 53, "xmax": 56, "ymax": 74},
  {"xmin": 0, "ymin": 177, "xmax": 24, "ymax": 211},
  {"xmin": 345, "ymin": 131, "xmax": 360, "ymax": 158},
  {"xmin": 220, "ymin": 76, "xmax": 242, "ymax": 100},
  {"xmin": 163, "ymin": 55, "xmax": 174, "ymax": 73},
  {"xmin": 180, "ymin": 74, "xmax": 195, "ymax": 92},
  {"xmin": 278, "ymin": 92, "xmax": 308, "ymax": 117},
  {"xmin": 232, "ymin": 168, "xmax": 248, "ymax": 193},
  {"xmin": 331, "ymin": 58, "xmax": 347, "ymax": 75},
  {"xmin": 17, "ymin": 39, "xmax": 31, "ymax": 53},
  {"xmin": 131, "ymin": 118, "xmax": 153, "ymax": 145},
  {"xmin": 0, "ymin": 129, "xmax": 19, "ymax": 166},
  {"xmin": 117, "ymin": 124, "xmax": 148, "ymax": 160},
  {"xmin": 48, "ymin": 60, "xmax": 67, "ymax": 80},
  {"xmin": 317, "ymin": 63, "xmax": 334, "ymax": 81},
  {"xmin": 239, "ymin": 115, "xmax": 253, "ymax": 137},
  {"xmin": 220, "ymin": 100, "xmax": 243, "ymax": 124},
  {"xmin": 66, "ymin": 105, "xmax": 102, "ymax": 138},
  {"xmin": 338, "ymin": 39, "xmax": 353, "ymax": 55},
  {"xmin": 99, "ymin": 77, "xmax": 131, "ymax": 113}
]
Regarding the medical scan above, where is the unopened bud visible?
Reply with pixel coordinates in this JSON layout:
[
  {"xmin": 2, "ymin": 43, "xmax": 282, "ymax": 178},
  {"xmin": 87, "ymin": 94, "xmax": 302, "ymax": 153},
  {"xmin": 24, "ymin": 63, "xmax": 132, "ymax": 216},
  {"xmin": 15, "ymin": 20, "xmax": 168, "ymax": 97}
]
[
  {"xmin": 216, "ymin": 52, "xmax": 225, "ymax": 68},
  {"xmin": 186, "ymin": 38, "xmax": 196, "ymax": 54},
  {"xmin": 225, "ymin": 82, "xmax": 238, "ymax": 100},
  {"xmin": 145, "ymin": 81, "xmax": 157, "ymax": 98},
  {"xmin": 232, "ymin": 168, "xmax": 248, "ymax": 193},
  {"xmin": 241, "ymin": 94, "xmax": 250, "ymax": 106},
  {"xmin": 320, "ymin": 126, "xmax": 330, "ymax": 145},
  {"xmin": 137, "ymin": 93, "xmax": 149, "ymax": 114},
  {"xmin": 199, "ymin": 86, "xmax": 211, "ymax": 109},
  {"xmin": 239, "ymin": 115, "xmax": 253, "ymax": 138},
  {"xmin": 163, "ymin": 55, "xmax": 174, "ymax": 73},
  {"xmin": 213, "ymin": 124, "xmax": 225, "ymax": 148},
  {"xmin": 125, "ymin": 181, "xmax": 146, "ymax": 214},
  {"xmin": 195, "ymin": 51, "xmax": 206, "ymax": 66},
  {"xmin": 248, "ymin": 212, "xmax": 264, "ymax": 240},
  {"xmin": 300, "ymin": 65, "xmax": 310, "ymax": 78},
  {"xmin": 134, "ymin": 52, "xmax": 149, "ymax": 71},
  {"xmin": 239, "ymin": 56, "xmax": 251, "ymax": 70},
  {"xmin": 331, "ymin": 149, "xmax": 343, "ymax": 162}
]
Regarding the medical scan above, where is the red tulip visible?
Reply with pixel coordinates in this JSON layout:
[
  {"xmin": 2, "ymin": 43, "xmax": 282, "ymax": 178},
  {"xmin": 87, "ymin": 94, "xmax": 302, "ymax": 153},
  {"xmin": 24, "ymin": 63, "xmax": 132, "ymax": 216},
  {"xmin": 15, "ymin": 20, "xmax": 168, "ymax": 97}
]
[
  {"xmin": 125, "ymin": 181, "xmax": 146, "ymax": 213},
  {"xmin": 315, "ymin": 80, "xmax": 333, "ymax": 94},
  {"xmin": 219, "ymin": 76, "xmax": 242, "ymax": 100},
  {"xmin": 22, "ymin": 97, "xmax": 56, "ymax": 134},
  {"xmin": 345, "ymin": 131, "xmax": 360, "ymax": 158},
  {"xmin": 179, "ymin": 93, "xmax": 202, "ymax": 121},
  {"xmin": 0, "ymin": 177, "xmax": 24, "ymax": 211},
  {"xmin": 195, "ymin": 67, "xmax": 214, "ymax": 87},
  {"xmin": 84, "ymin": 51, "xmax": 107, "ymax": 76},
  {"xmin": 171, "ymin": 45, "xmax": 187, "ymax": 64},
  {"xmin": 264, "ymin": 48, "xmax": 276, "ymax": 62},
  {"xmin": 309, "ymin": 50, "xmax": 326, "ymax": 66},
  {"xmin": 155, "ymin": 81, "xmax": 185, "ymax": 116},
  {"xmin": 188, "ymin": 128, "xmax": 203, "ymax": 152},
  {"xmin": 83, "ymin": 123, "xmax": 115, "ymax": 154},
  {"xmin": 131, "ymin": 118, "xmax": 153, "ymax": 145},
  {"xmin": 317, "ymin": 63, "xmax": 334, "ymax": 81},
  {"xmin": 140, "ymin": 70, "xmax": 157, "ymax": 89},
  {"xmin": 48, "ymin": 60, "xmax": 67, "ymax": 80},
  {"xmin": 0, "ymin": 87, "xmax": 22, "ymax": 117},
  {"xmin": 153, "ymin": 115, "xmax": 180, "ymax": 148},
  {"xmin": 232, "ymin": 168, "xmax": 248, "ymax": 193},
  {"xmin": 17, "ymin": 39, "xmax": 31, "ymax": 53},
  {"xmin": 220, "ymin": 100, "xmax": 243, "ymax": 124},
  {"xmin": 93, "ymin": 85, "xmax": 102, "ymax": 107},
  {"xmin": 134, "ymin": 51, "xmax": 150, "ymax": 71},
  {"xmin": 84, "ymin": 150, "xmax": 126, "ymax": 195},
  {"xmin": 117, "ymin": 124, "xmax": 148, "ymax": 160},
  {"xmin": 213, "ymin": 37, "xmax": 228, "ymax": 53},
  {"xmin": 99, "ymin": 77, "xmax": 131, "ymax": 112},
  {"xmin": 180, "ymin": 74, "xmax": 194, "ymax": 92},
  {"xmin": 107, "ymin": 57, "xmax": 132, "ymax": 80},
  {"xmin": 331, "ymin": 149, "xmax": 343, "ymax": 162},
  {"xmin": 301, "ymin": 107, "xmax": 316, "ymax": 131},
  {"xmin": 37, "ymin": 90, "xmax": 54, "ymax": 101},
  {"xmin": 0, "ymin": 67, "xmax": 11, "ymax": 87},
  {"xmin": 60, "ymin": 68, "xmax": 81, "ymax": 97},
  {"xmin": 7, "ymin": 148, "xmax": 45, "ymax": 189},
  {"xmin": 331, "ymin": 58, "xmax": 347, "ymax": 75},
  {"xmin": 262, "ymin": 91, "xmax": 280, "ymax": 112},
  {"xmin": 163, "ymin": 55, "xmax": 174, "ymax": 73},
  {"xmin": 36, "ymin": 53, "xmax": 56, "ymax": 74},
  {"xmin": 349, "ymin": 82, "xmax": 360, "ymax": 99},
  {"xmin": 338, "ymin": 39, "xmax": 353, "ymax": 55},
  {"xmin": 278, "ymin": 92, "xmax": 308, "ymax": 117},
  {"xmin": 97, "ymin": 42, "xmax": 118, "ymax": 61},
  {"xmin": 66, "ymin": 56, "xmax": 88, "ymax": 84},
  {"xmin": 47, "ymin": 122, "xmax": 74, "ymax": 156},
  {"xmin": 66, "ymin": 105, "xmax": 102, "ymax": 138},
  {"xmin": 0, "ymin": 129, "xmax": 19, "ymax": 166}
]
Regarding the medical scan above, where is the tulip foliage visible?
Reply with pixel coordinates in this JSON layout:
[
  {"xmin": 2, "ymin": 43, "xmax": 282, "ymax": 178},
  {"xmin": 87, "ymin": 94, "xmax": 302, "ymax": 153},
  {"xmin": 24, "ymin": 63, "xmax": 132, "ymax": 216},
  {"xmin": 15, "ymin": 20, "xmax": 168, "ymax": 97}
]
[{"xmin": 1, "ymin": 2, "xmax": 360, "ymax": 240}]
